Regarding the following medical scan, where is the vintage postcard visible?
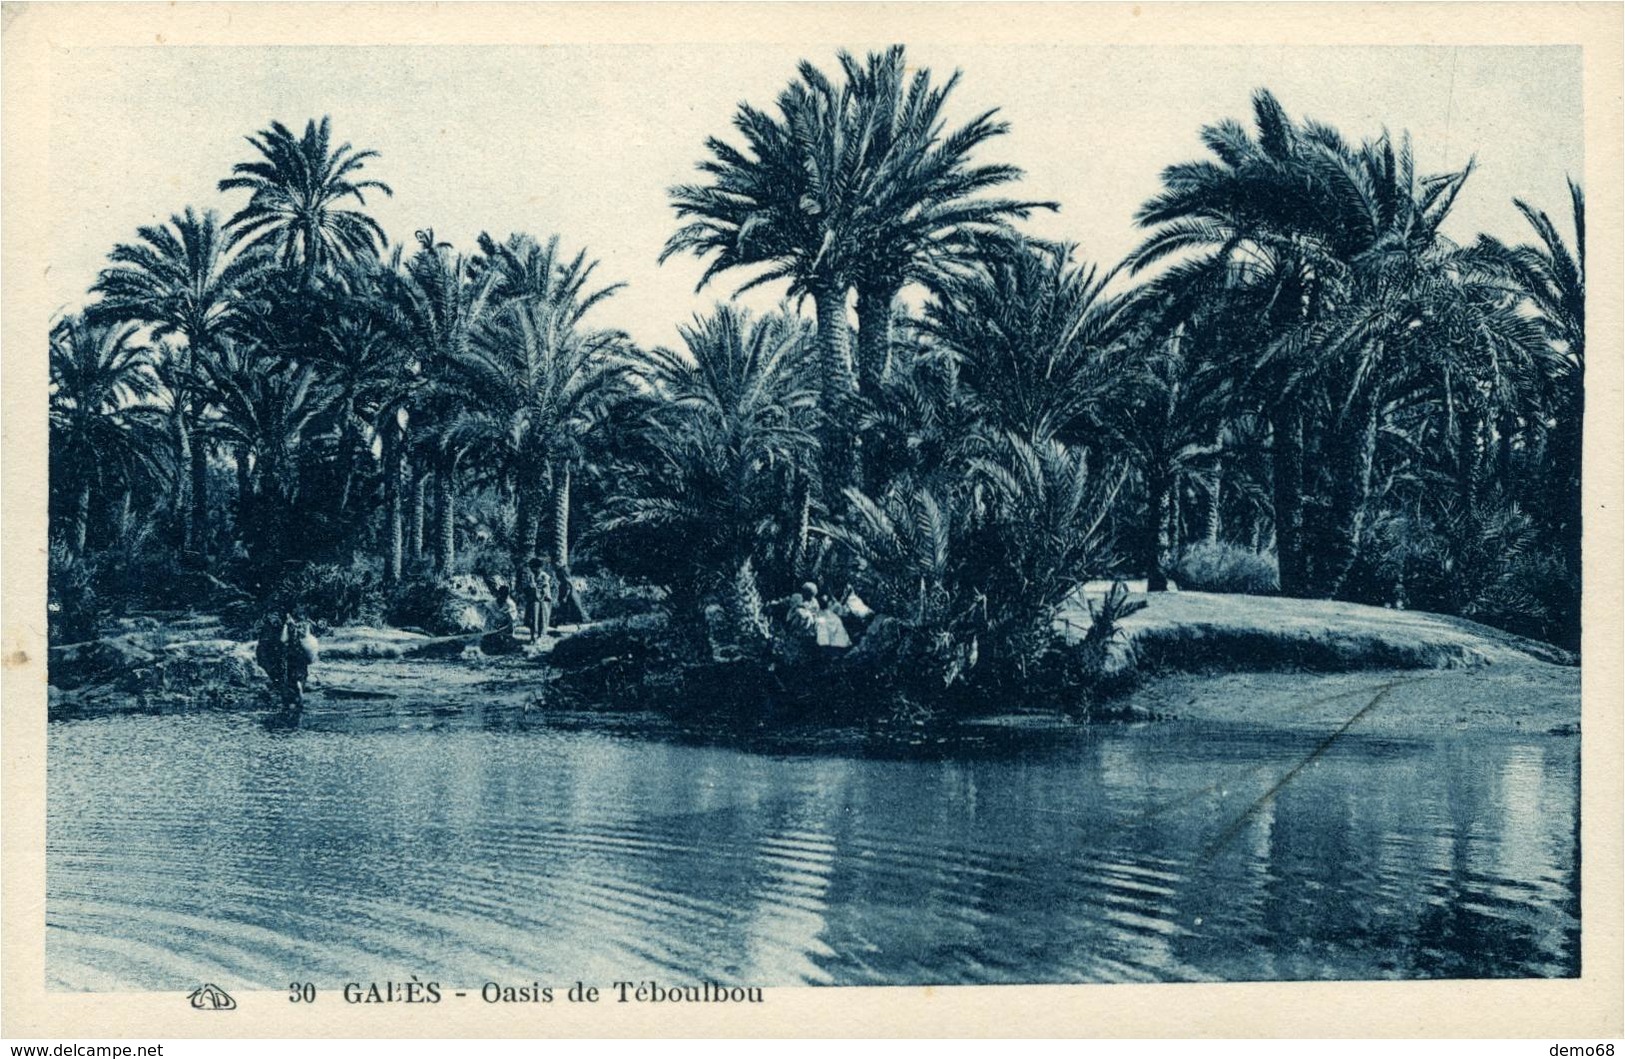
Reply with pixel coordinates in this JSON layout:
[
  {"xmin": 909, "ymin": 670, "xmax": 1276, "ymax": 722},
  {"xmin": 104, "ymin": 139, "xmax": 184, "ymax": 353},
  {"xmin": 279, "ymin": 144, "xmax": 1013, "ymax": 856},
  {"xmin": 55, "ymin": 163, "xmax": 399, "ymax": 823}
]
[{"xmin": 3, "ymin": 1, "xmax": 1621, "ymax": 1040}]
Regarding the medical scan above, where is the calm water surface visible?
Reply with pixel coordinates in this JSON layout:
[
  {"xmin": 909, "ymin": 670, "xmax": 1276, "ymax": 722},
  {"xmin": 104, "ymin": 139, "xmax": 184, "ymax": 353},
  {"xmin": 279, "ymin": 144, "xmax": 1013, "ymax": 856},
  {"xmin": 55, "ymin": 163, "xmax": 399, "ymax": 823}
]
[{"xmin": 47, "ymin": 699, "xmax": 1579, "ymax": 989}]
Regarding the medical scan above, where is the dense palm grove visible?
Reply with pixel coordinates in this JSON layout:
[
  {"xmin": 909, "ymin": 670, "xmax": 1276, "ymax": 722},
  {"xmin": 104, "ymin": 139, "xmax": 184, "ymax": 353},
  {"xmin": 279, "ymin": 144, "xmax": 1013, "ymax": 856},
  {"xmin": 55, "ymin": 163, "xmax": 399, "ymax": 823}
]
[{"xmin": 49, "ymin": 47, "xmax": 1585, "ymax": 717}]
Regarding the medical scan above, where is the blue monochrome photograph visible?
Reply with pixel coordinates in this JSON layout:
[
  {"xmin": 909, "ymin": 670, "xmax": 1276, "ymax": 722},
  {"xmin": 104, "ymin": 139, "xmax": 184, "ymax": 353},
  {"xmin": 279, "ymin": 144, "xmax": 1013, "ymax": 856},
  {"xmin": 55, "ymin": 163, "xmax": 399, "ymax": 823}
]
[{"xmin": 43, "ymin": 39, "xmax": 1584, "ymax": 994}]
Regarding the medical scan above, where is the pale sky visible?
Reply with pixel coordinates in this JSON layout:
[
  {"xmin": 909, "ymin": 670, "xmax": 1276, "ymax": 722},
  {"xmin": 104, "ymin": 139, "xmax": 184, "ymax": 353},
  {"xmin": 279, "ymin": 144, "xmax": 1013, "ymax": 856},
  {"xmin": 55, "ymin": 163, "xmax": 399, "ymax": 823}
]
[{"xmin": 48, "ymin": 43, "xmax": 1581, "ymax": 349}]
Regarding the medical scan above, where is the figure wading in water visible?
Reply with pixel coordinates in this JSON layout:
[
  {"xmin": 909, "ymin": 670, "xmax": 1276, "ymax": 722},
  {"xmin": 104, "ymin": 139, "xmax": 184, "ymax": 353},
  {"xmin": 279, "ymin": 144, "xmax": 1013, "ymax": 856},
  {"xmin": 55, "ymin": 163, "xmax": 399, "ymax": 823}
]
[{"xmin": 255, "ymin": 612, "xmax": 318, "ymax": 710}]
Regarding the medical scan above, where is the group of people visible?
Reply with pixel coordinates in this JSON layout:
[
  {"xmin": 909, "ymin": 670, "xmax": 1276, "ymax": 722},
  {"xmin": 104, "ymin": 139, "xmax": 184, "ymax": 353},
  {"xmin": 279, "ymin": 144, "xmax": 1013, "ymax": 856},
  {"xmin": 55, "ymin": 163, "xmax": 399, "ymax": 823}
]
[
  {"xmin": 492, "ymin": 557, "xmax": 591, "ymax": 644},
  {"xmin": 773, "ymin": 581, "xmax": 871, "ymax": 654},
  {"xmin": 255, "ymin": 569, "xmax": 860, "ymax": 708}
]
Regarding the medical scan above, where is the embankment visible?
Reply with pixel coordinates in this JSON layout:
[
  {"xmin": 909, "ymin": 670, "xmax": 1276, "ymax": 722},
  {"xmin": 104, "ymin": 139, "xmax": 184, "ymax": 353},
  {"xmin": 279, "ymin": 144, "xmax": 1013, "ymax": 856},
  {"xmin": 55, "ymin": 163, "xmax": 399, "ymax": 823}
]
[{"xmin": 1059, "ymin": 586, "xmax": 1579, "ymax": 735}]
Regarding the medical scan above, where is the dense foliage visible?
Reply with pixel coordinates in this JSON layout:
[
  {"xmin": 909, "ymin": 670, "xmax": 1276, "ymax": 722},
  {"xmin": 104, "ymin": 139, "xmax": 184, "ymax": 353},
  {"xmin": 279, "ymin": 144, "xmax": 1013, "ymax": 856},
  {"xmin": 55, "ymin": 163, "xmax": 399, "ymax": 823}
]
[{"xmin": 48, "ymin": 54, "xmax": 1586, "ymax": 715}]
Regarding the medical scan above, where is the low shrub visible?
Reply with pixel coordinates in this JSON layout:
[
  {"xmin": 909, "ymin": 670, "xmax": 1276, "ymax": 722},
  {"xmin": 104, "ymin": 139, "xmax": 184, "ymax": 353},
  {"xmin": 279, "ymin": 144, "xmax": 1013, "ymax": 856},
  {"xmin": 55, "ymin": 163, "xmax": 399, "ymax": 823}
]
[
  {"xmin": 1171, "ymin": 542, "xmax": 1279, "ymax": 595},
  {"xmin": 264, "ymin": 561, "xmax": 384, "ymax": 631},
  {"xmin": 48, "ymin": 541, "xmax": 102, "ymax": 644},
  {"xmin": 580, "ymin": 568, "xmax": 668, "ymax": 622},
  {"xmin": 450, "ymin": 536, "xmax": 514, "ymax": 585},
  {"xmin": 386, "ymin": 575, "xmax": 493, "ymax": 636}
]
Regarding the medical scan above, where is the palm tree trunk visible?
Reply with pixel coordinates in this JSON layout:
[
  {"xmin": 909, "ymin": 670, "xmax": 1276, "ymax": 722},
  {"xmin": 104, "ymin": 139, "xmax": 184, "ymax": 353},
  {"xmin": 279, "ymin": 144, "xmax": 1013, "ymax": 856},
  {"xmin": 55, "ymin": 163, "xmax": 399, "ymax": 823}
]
[
  {"xmin": 260, "ymin": 446, "xmax": 289, "ymax": 568},
  {"xmin": 382, "ymin": 428, "xmax": 403, "ymax": 584},
  {"xmin": 1167, "ymin": 484, "xmax": 1182, "ymax": 559},
  {"xmin": 409, "ymin": 465, "xmax": 427, "ymax": 560},
  {"xmin": 813, "ymin": 285, "xmax": 855, "ymax": 498},
  {"xmin": 1145, "ymin": 468, "xmax": 1170, "ymax": 593},
  {"xmin": 551, "ymin": 461, "xmax": 571, "ymax": 570},
  {"xmin": 72, "ymin": 481, "xmax": 92, "ymax": 557},
  {"xmin": 854, "ymin": 286, "xmax": 893, "ymax": 398},
  {"xmin": 1324, "ymin": 397, "xmax": 1380, "ymax": 599},
  {"xmin": 336, "ymin": 415, "xmax": 361, "ymax": 521},
  {"xmin": 1271, "ymin": 406, "xmax": 1307, "ymax": 597},
  {"xmin": 791, "ymin": 473, "xmax": 812, "ymax": 579},
  {"xmin": 189, "ymin": 419, "xmax": 209, "ymax": 558},
  {"xmin": 235, "ymin": 447, "xmax": 254, "ymax": 541},
  {"xmin": 434, "ymin": 459, "xmax": 456, "ymax": 572},
  {"xmin": 173, "ymin": 411, "xmax": 194, "ymax": 547},
  {"xmin": 115, "ymin": 489, "xmax": 132, "ymax": 539},
  {"xmin": 514, "ymin": 479, "xmax": 540, "ymax": 586},
  {"xmin": 1205, "ymin": 460, "xmax": 1223, "ymax": 545},
  {"xmin": 1458, "ymin": 409, "xmax": 1487, "ymax": 511}
]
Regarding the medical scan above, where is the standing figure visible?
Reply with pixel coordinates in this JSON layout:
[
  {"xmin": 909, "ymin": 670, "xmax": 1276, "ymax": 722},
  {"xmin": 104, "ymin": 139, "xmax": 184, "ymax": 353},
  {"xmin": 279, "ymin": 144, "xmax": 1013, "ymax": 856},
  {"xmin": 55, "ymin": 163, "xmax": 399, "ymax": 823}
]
[
  {"xmin": 255, "ymin": 612, "xmax": 317, "ymax": 709},
  {"xmin": 555, "ymin": 563, "xmax": 590, "ymax": 626},
  {"xmin": 285, "ymin": 617, "xmax": 318, "ymax": 704},
  {"xmin": 254, "ymin": 612, "xmax": 287, "ymax": 693},
  {"xmin": 521, "ymin": 556, "xmax": 556, "ymax": 642}
]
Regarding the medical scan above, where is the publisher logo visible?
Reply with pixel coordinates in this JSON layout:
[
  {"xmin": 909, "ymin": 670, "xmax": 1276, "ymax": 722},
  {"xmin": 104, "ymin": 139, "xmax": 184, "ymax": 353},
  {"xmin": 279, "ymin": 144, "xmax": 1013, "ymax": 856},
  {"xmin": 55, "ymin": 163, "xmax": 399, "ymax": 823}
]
[{"xmin": 187, "ymin": 983, "xmax": 237, "ymax": 1010}]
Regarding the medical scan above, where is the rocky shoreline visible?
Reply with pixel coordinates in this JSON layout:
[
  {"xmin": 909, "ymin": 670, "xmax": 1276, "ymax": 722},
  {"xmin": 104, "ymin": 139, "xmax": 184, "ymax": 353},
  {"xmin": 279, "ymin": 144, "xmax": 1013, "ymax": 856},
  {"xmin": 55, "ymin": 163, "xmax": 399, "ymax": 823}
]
[{"xmin": 48, "ymin": 589, "xmax": 1581, "ymax": 742}]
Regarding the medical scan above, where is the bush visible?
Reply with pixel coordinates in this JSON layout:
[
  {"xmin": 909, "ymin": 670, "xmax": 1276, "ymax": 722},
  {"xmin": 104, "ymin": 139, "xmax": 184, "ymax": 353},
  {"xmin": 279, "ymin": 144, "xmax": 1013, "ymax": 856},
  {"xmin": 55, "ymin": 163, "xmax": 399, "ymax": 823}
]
[
  {"xmin": 264, "ymin": 561, "xmax": 384, "ymax": 630},
  {"xmin": 385, "ymin": 575, "xmax": 493, "ymax": 636},
  {"xmin": 580, "ymin": 568, "xmax": 668, "ymax": 622},
  {"xmin": 48, "ymin": 541, "xmax": 102, "ymax": 644},
  {"xmin": 451, "ymin": 535, "xmax": 514, "ymax": 584},
  {"xmin": 1368, "ymin": 495, "xmax": 1580, "ymax": 649},
  {"xmin": 1171, "ymin": 542, "xmax": 1279, "ymax": 595}
]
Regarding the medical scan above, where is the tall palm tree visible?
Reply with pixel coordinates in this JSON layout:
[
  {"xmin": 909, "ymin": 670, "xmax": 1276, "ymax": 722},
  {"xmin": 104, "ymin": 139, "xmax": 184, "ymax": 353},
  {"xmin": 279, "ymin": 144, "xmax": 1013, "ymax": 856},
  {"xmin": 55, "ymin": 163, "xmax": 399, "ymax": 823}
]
[
  {"xmin": 836, "ymin": 47, "xmax": 1055, "ymax": 397},
  {"xmin": 1130, "ymin": 90, "xmax": 1473, "ymax": 596},
  {"xmin": 1472, "ymin": 178, "xmax": 1584, "ymax": 569},
  {"xmin": 217, "ymin": 116, "xmax": 392, "ymax": 285},
  {"xmin": 664, "ymin": 47, "xmax": 1050, "ymax": 494},
  {"xmin": 49, "ymin": 317, "xmax": 169, "ymax": 556},
  {"xmin": 89, "ymin": 206, "xmax": 268, "ymax": 554},
  {"xmin": 383, "ymin": 230, "xmax": 499, "ymax": 572},
  {"xmin": 449, "ymin": 242, "xmax": 628, "ymax": 581},
  {"xmin": 662, "ymin": 59, "xmax": 857, "ymax": 474}
]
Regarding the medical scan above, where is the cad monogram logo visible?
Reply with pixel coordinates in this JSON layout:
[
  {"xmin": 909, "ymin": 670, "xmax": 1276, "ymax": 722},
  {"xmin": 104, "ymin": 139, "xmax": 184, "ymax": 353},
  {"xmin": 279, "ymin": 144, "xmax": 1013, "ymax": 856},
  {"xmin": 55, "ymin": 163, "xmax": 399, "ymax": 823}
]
[{"xmin": 187, "ymin": 983, "xmax": 237, "ymax": 1011}]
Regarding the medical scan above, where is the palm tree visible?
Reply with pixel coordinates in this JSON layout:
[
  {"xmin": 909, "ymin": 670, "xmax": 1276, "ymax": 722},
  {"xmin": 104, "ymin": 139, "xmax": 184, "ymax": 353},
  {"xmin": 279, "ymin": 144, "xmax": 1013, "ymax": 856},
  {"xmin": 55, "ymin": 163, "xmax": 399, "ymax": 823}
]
[
  {"xmin": 662, "ymin": 60, "xmax": 857, "ymax": 478},
  {"xmin": 1472, "ymin": 179, "xmax": 1584, "ymax": 569},
  {"xmin": 49, "ymin": 316, "xmax": 169, "ymax": 556},
  {"xmin": 217, "ymin": 116, "xmax": 392, "ymax": 285},
  {"xmin": 915, "ymin": 240, "xmax": 1125, "ymax": 448},
  {"xmin": 835, "ymin": 47, "xmax": 1055, "ymax": 397},
  {"xmin": 1130, "ymin": 90, "xmax": 1474, "ymax": 596},
  {"xmin": 832, "ymin": 432, "xmax": 1123, "ymax": 686},
  {"xmin": 195, "ymin": 340, "xmax": 342, "ymax": 569},
  {"xmin": 449, "ymin": 241, "xmax": 628, "ymax": 582},
  {"xmin": 302, "ymin": 259, "xmax": 412, "ymax": 551},
  {"xmin": 600, "ymin": 305, "xmax": 817, "ymax": 615},
  {"xmin": 664, "ymin": 47, "xmax": 1050, "ymax": 495},
  {"xmin": 383, "ymin": 230, "xmax": 499, "ymax": 571},
  {"xmin": 474, "ymin": 231, "xmax": 627, "ymax": 314},
  {"xmin": 89, "ymin": 206, "xmax": 268, "ymax": 554},
  {"xmin": 1108, "ymin": 296, "xmax": 1234, "ymax": 592},
  {"xmin": 627, "ymin": 303, "xmax": 817, "ymax": 439}
]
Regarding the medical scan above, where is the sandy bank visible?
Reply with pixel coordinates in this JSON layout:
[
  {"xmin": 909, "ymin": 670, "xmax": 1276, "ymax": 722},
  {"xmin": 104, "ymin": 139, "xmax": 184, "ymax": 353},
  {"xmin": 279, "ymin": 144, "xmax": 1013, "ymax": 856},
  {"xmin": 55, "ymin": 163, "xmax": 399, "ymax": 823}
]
[{"xmin": 1062, "ymin": 585, "xmax": 1576, "ymax": 672}]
